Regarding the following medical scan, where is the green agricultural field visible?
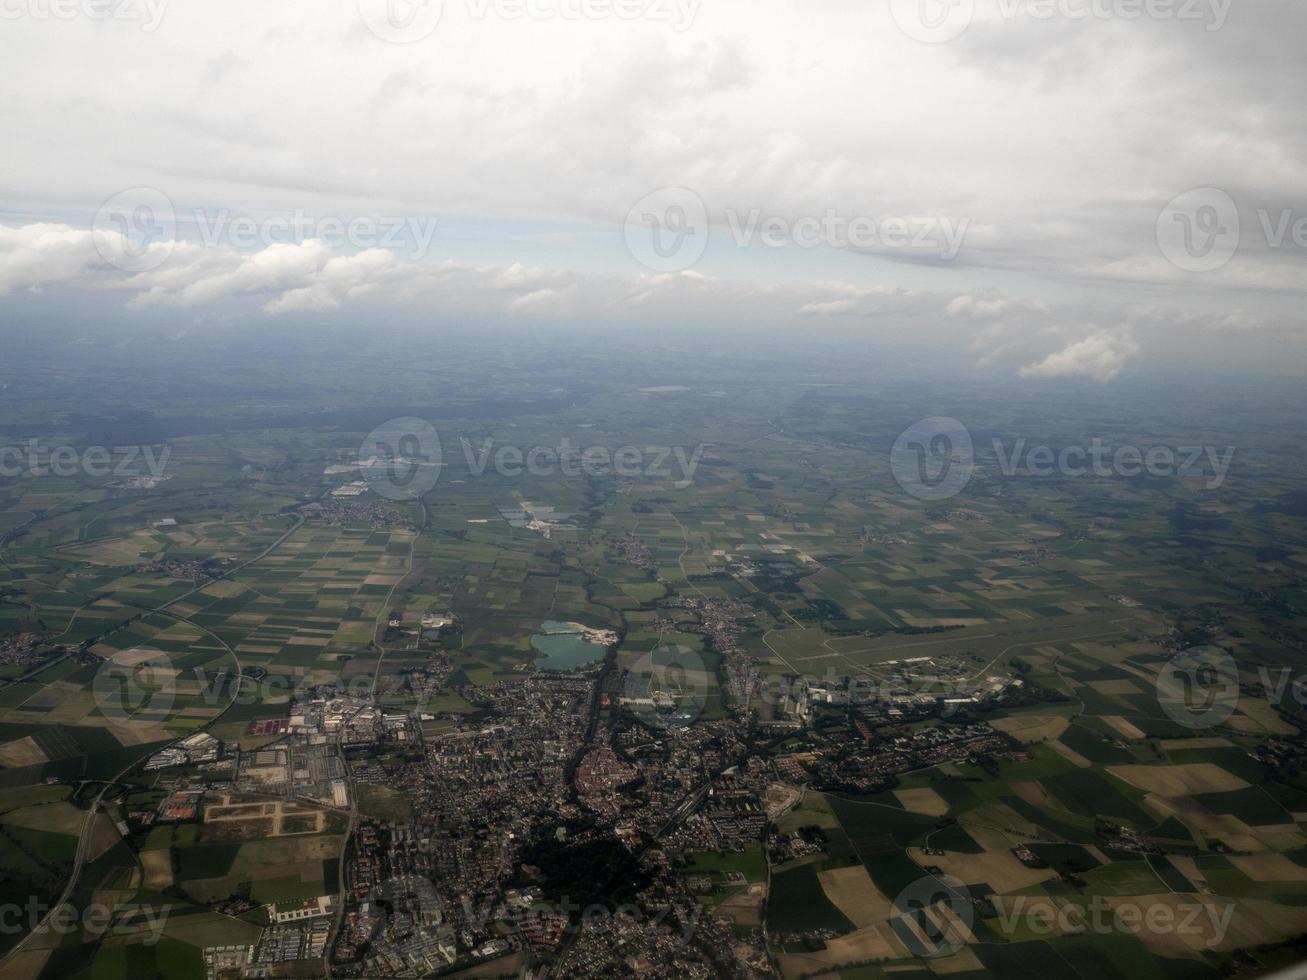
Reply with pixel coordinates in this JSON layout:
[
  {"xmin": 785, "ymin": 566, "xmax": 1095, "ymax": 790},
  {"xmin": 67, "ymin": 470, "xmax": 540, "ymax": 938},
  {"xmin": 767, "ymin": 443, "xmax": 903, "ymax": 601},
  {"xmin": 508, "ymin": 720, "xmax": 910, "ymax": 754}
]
[{"xmin": 1, "ymin": 341, "xmax": 1306, "ymax": 979}]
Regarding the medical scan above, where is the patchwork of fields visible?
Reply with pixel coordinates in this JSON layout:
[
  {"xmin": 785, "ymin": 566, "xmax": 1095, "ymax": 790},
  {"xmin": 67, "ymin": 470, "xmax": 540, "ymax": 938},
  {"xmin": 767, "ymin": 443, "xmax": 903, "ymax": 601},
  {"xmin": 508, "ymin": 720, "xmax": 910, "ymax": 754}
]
[{"xmin": 1, "ymin": 354, "xmax": 1306, "ymax": 979}]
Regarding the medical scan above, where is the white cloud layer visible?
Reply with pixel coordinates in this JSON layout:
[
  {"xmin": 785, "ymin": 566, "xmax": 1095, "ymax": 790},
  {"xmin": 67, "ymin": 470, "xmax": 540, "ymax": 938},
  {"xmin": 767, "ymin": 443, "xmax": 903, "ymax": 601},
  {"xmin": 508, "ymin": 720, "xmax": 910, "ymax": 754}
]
[
  {"xmin": 0, "ymin": 223, "xmax": 103, "ymax": 294},
  {"xmin": 5, "ymin": 220, "xmax": 1303, "ymax": 378},
  {"xmin": 1018, "ymin": 328, "xmax": 1141, "ymax": 383}
]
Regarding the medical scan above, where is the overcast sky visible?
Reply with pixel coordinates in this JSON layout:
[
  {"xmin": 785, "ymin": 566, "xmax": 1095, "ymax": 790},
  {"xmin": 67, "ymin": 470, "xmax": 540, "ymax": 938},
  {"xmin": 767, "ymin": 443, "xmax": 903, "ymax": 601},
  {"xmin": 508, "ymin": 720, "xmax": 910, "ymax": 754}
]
[{"xmin": 2, "ymin": 0, "xmax": 1305, "ymax": 379}]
